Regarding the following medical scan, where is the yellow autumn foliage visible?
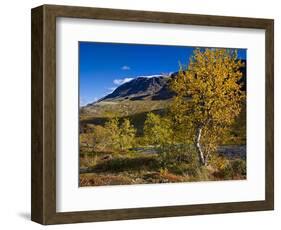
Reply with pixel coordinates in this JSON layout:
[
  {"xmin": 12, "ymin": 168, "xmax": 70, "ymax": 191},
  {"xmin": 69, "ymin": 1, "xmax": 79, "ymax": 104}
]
[{"xmin": 170, "ymin": 48, "xmax": 245, "ymax": 165}]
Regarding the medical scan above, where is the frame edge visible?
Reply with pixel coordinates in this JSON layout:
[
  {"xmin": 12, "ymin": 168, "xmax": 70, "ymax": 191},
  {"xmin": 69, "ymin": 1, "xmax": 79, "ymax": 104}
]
[
  {"xmin": 265, "ymin": 19, "xmax": 274, "ymax": 210},
  {"xmin": 31, "ymin": 5, "xmax": 44, "ymax": 224}
]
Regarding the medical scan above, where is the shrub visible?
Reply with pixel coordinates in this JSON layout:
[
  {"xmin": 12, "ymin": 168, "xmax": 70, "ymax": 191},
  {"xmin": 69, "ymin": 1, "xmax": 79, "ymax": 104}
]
[
  {"xmin": 208, "ymin": 153, "xmax": 229, "ymax": 171},
  {"xmin": 218, "ymin": 164, "xmax": 234, "ymax": 179},
  {"xmin": 232, "ymin": 159, "xmax": 246, "ymax": 176},
  {"xmin": 92, "ymin": 125, "xmax": 111, "ymax": 152},
  {"xmin": 215, "ymin": 159, "xmax": 246, "ymax": 179},
  {"xmin": 156, "ymin": 144, "xmax": 198, "ymax": 169},
  {"xmin": 161, "ymin": 145, "xmax": 202, "ymax": 178},
  {"xmin": 80, "ymin": 153, "xmax": 98, "ymax": 168},
  {"xmin": 169, "ymin": 163, "xmax": 200, "ymax": 177}
]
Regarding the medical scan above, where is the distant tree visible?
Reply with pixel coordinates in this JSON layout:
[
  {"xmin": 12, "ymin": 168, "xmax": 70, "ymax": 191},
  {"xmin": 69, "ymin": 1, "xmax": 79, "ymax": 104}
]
[
  {"xmin": 104, "ymin": 117, "xmax": 136, "ymax": 152},
  {"xmin": 144, "ymin": 113, "xmax": 173, "ymax": 146},
  {"xmin": 119, "ymin": 119, "xmax": 136, "ymax": 151},
  {"xmin": 170, "ymin": 48, "xmax": 245, "ymax": 166},
  {"xmin": 104, "ymin": 117, "xmax": 120, "ymax": 150},
  {"xmin": 92, "ymin": 125, "xmax": 109, "ymax": 152}
]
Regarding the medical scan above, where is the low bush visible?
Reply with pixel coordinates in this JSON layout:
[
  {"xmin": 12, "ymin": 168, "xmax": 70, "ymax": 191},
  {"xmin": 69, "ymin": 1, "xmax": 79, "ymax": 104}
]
[
  {"xmin": 157, "ymin": 144, "xmax": 198, "ymax": 168},
  {"xmin": 214, "ymin": 159, "xmax": 246, "ymax": 179},
  {"xmin": 232, "ymin": 159, "xmax": 246, "ymax": 176},
  {"xmin": 92, "ymin": 155, "xmax": 159, "ymax": 173}
]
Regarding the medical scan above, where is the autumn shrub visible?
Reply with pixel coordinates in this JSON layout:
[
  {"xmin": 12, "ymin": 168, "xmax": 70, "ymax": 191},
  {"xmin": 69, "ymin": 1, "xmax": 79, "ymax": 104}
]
[
  {"xmin": 208, "ymin": 153, "xmax": 229, "ymax": 171},
  {"xmin": 231, "ymin": 159, "xmax": 246, "ymax": 176},
  {"xmin": 218, "ymin": 164, "xmax": 234, "ymax": 179},
  {"xmin": 156, "ymin": 144, "xmax": 198, "ymax": 170},
  {"xmin": 159, "ymin": 168, "xmax": 185, "ymax": 183},
  {"xmin": 92, "ymin": 125, "xmax": 111, "ymax": 152},
  {"xmin": 215, "ymin": 159, "xmax": 246, "ymax": 179},
  {"xmin": 80, "ymin": 154, "xmax": 98, "ymax": 168},
  {"xmin": 168, "ymin": 163, "xmax": 200, "ymax": 178},
  {"xmin": 80, "ymin": 173, "xmax": 132, "ymax": 186},
  {"xmin": 195, "ymin": 167, "xmax": 214, "ymax": 181},
  {"xmin": 93, "ymin": 155, "xmax": 159, "ymax": 173},
  {"xmin": 158, "ymin": 144, "xmax": 202, "ymax": 178}
]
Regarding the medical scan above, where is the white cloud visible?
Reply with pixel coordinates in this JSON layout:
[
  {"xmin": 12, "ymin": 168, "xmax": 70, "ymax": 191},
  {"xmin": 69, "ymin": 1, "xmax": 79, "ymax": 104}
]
[
  {"xmin": 121, "ymin": 65, "xmax": 130, "ymax": 70},
  {"xmin": 113, "ymin": 78, "xmax": 134, "ymax": 85}
]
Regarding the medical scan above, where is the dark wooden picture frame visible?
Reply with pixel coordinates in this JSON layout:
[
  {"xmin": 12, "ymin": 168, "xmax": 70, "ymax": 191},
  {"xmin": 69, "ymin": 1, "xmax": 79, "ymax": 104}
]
[{"xmin": 31, "ymin": 4, "xmax": 274, "ymax": 225}]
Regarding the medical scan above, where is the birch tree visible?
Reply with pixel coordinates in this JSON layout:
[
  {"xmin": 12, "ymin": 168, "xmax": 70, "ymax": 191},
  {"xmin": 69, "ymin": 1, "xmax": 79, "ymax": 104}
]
[
  {"xmin": 144, "ymin": 113, "xmax": 173, "ymax": 146},
  {"xmin": 105, "ymin": 117, "xmax": 136, "ymax": 152},
  {"xmin": 170, "ymin": 48, "xmax": 245, "ymax": 166},
  {"xmin": 119, "ymin": 119, "xmax": 136, "ymax": 151}
]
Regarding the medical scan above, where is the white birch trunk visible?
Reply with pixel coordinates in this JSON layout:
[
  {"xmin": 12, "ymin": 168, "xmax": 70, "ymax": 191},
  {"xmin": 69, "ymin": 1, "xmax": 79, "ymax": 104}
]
[{"xmin": 195, "ymin": 126, "xmax": 206, "ymax": 166}]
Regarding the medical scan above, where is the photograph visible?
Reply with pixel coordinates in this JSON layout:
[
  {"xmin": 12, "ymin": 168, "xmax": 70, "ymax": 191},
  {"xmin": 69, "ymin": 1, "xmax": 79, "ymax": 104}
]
[{"xmin": 79, "ymin": 42, "xmax": 247, "ymax": 187}]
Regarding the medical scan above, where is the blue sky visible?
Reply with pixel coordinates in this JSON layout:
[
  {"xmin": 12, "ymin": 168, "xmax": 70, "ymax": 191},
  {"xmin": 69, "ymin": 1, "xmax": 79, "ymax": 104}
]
[{"xmin": 79, "ymin": 42, "xmax": 246, "ymax": 106}]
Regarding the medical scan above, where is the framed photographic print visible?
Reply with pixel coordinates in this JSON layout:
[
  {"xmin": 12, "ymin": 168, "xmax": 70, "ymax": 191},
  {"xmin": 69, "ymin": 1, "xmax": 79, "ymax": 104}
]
[{"xmin": 31, "ymin": 4, "xmax": 274, "ymax": 225}]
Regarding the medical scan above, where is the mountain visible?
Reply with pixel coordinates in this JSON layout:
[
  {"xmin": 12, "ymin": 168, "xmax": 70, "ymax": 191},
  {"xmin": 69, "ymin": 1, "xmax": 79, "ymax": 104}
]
[
  {"xmin": 97, "ymin": 73, "xmax": 177, "ymax": 103},
  {"xmin": 86, "ymin": 60, "xmax": 246, "ymax": 106}
]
